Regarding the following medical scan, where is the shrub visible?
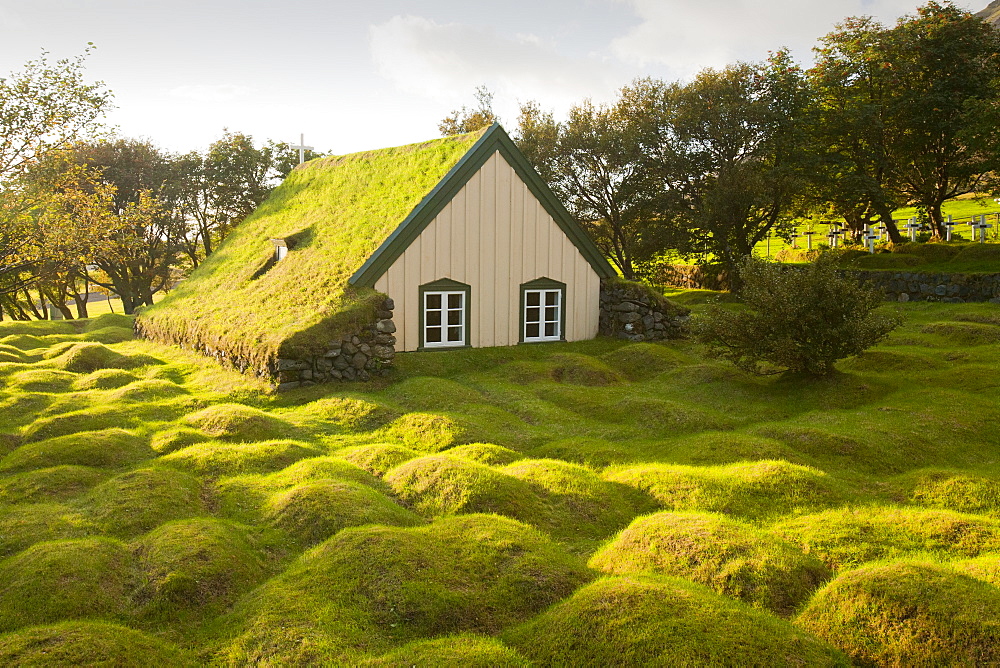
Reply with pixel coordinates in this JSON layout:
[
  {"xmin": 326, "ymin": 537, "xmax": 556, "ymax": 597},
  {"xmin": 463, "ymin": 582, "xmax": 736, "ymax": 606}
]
[
  {"xmin": 795, "ymin": 560, "xmax": 1000, "ymax": 665},
  {"xmin": 503, "ymin": 575, "xmax": 846, "ymax": 666},
  {"xmin": 694, "ymin": 255, "xmax": 901, "ymax": 375},
  {"xmin": 589, "ymin": 511, "xmax": 830, "ymax": 616}
]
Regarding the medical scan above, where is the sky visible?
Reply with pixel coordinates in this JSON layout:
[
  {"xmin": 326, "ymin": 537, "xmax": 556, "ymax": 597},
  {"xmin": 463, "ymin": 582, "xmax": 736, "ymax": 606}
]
[{"xmin": 0, "ymin": 0, "xmax": 980, "ymax": 156}]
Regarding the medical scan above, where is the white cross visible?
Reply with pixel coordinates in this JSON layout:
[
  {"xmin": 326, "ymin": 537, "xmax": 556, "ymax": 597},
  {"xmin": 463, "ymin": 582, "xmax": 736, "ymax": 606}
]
[{"xmin": 290, "ymin": 133, "xmax": 314, "ymax": 165}]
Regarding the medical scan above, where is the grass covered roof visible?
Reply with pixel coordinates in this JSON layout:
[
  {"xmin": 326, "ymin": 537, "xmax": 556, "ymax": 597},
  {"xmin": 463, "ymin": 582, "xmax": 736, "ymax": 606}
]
[{"xmin": 138, "ymin": 128, "xmax": 489, "ymax": 374}]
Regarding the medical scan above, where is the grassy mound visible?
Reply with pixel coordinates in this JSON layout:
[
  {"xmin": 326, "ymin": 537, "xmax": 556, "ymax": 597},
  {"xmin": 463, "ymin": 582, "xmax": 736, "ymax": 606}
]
[
  {"xmin": 503, "ymin": 575, "xmax": 845, "ymax": 666},
  {"xmin": 150, "ymin": 427, "xmax": 211, "ymax": 455},
  {"xmin": 20, "ymin": 405, "xmax": 163, "ymax": 443},
  {"xmin": 71, "ymin": 368, "xmax": 137, "ymax": 390},
  {"xmin": 79, "ymin": 466, "xmax": 205, "ymax": 537},
  {"xmin": 265, "ymin": 455, "xmax": 383, "ymax": 489},
  {"xmin": 81, "ymin": 326, "xmax": 135, "ymax": 345},
  {"xmin": 183, "ymin": 403, "xmax": 299, "ymax": 442},
  {"xmin": 0, "ymin": 621, "xmax": 190, "ymax": 666},
  {"xmin": 0, "ymin": 334, "xmax": 46, "ymax": 350},
  {"xmin": 904, "ymin": 469, "xmax": 1000, "ymax": 514},
  {"xmin": 0, "ymin": 504, "xmax": 96, "ymax": 557},
  {"xmin": 337, "ymin": 444, "xmax": 421, "ymax": 476},
  {"xmin": 772, "ymin": 506, "xmax": 1000, "ymax": 569},
  {"xmin": 288, "ymin": 396, "xmax": 395, "ymax": 432},
  {"xmin": 0, "ymin": 465, "xmax": 106, "ymax": 504},
  {"xmin": 589, "ymin": 512, "xmax": 830, "ymax": 616},
  {"xmin": 604, "ymin": 460, "xmax": 839, "ymax": 520},
  {"xmin": 0, "ymin": 538, "xmax": 136, "ymax": 631},
  {"xmin": 384, "ymin": 377, "xmax": 486, "ymax": 410},
  {"xmin": 0, "ymin": 429, "xmax": 153, "ymax": 472},
  {"xmin": 134, "ymin": 518, "xmax": 266, "ymax": 619},
  {"xmin": 109, "ymin": 379, "xmax": 188, "ymax": 402},
  {"xmin": 542, "ymin": 387, "xmax": 731, "ymax": 433},
  {"xmin": 266, "ymin": 480, "xmax": 421, "ymax": 545},
  {"xmin": 0, "ymin": 320, "xmax": 74, "ymax": 337},
  {"xmin": 892, "ymin": 241, "xmax": 963, "ymax": 262},
  {"xmin": 379, "ymin": 413, "xmax": 467, "ymax": 452},
  {"xmin": 52, "ymin": 343, "xmax": 133, "ymax": 373},
  {"xmin": 384, "ymin": 455, "xmax": 542, "ymax": 520},
  {"xmin": 447, "ymin": 443, "xmax": 524, "ymax": 466},
  {"xmin": 220, "ymin": 514, "xmax": 591, "ymax": 664},
  {"xmin": 6, "ymin": 369, "xmax": 77, "ymax": 393},
  {"xmin": 921, "ymin": 321, "xmax": 1000, "ymax": 345},
  {"xmin": 852, "ymin": 253, "xmax": 925, "ymax": 269},
  {"xmin": 599, "ymin": 342, "xmax": 691, "ymax": 380},
  {"xmin": 540, "ymin": 353, "xmax": 624, "ymax": 386},
  {"xmin": 952, "ymin": 553, "xmax": 1000, "ymax": 587},
  {"xmin": 360, "ymin": 634, "xmax": 528, "ymax": 667},
  {"xmin": 795, "ymin": 560, "xmax": 1000, "ymax": 665},
  {"xmin": 161, "ymin": 440, "xmax": 321, "ymax": 477},
  {"xmin": 952, "ymin": 242, "xmax": 1000, "ymax": 263},
  {"xmin": 660, "ymin": 432, "xmax": 801, "ymax": 466},
  {"xmin": 503, "ymin": 458, "xmax": 648, "ymax": 540}
]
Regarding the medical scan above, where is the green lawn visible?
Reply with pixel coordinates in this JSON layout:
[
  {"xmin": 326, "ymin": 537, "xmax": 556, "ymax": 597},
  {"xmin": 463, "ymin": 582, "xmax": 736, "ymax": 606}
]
[{"xmin": 0, "ymin": 298, "xmax": 999, "ymax": 664}]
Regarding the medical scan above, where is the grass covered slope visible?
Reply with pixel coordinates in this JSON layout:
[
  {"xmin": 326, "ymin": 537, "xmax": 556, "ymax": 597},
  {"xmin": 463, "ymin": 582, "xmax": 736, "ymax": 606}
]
[
  {"xmin": 137, "ymin": 129, "xmax": 488, "ymax": 374},
  {"xmin": 5, "ymin": 298, "xmax": 1000, "ymax": 662}
]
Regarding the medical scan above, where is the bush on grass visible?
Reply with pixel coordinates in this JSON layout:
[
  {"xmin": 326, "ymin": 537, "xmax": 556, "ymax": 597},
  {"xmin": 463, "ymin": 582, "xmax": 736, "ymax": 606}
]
[
  {"xmin": 503, "ymin": 575, "xmax": 846, "ymax": 666},
  {"xmin": 0, "ymin": 537, "xmax": 137, "ymax": 631},
  {"xmin": 0, "ymin": 621, "xmax": 190, "ymax": 666},
  {"xmin": 796, "ymin": 560, "xmax": 1000, "ymax": 666},
  {"xmin": 589, "ymin": 511, "xmax": 830, "ymax": 616},
  {"xmin": 693, "ymin": 255, "xmax": 901, "ymax": 375}
]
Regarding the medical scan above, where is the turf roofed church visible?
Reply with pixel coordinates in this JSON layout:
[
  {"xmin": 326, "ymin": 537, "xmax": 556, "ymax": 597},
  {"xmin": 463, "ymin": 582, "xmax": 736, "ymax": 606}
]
[{"xmin": 138, "ymin": 124, "xmax": 679, "ymax": 388}]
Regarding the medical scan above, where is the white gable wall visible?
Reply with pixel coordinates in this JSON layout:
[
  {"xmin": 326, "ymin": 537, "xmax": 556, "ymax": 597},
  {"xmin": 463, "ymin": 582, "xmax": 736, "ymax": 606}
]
[{"xmin": 373, "ymin": 150, "xmax": 602, "ymax": 352}]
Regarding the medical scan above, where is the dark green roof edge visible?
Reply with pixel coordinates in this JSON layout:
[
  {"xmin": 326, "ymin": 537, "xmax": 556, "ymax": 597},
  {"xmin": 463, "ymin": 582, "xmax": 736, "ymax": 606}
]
[{"xmin": 349, "ymin": 123, "xmax": 616, "ymax": 288}]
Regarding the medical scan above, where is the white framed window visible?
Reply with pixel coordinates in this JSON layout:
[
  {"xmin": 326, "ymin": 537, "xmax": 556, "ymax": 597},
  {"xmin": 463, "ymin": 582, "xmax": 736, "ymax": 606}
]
[
  {"xmin": 523, "ymin": 288, "xmax": 562, "ymax": 342},
  {"xmin": 423, "ymin": 290, "xmax": 466, "ymax": 348}
]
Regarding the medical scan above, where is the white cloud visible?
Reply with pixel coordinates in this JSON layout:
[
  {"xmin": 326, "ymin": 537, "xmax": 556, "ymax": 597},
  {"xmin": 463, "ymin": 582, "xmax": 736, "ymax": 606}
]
[
  {"xmin": 368, "ymin": 15, "xmax": 629, "ymax": 115},
  {"xmin": 609, "ymin": 0, "xmax": 958, "ymax": 77},
  {"xmin": 168, "ymin": 84, "xmax": 255, "ymax": 103}
]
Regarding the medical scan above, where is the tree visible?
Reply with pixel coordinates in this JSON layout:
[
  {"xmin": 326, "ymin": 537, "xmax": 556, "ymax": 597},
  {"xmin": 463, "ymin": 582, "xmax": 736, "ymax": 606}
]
[
  {"xmin": 884, "ymin": 2, "xmax": 1000, "ymax": 236},
  {"xmin": 640, "ymin": 53, "xmax": 816, "ymax": 279},
  {"xmin": 810, "ymin": 16, "xmax": 907, "ymax": 243},
  {"xmin": 694, "ymin": 255, "xmax": 902, "ymax": 375},
  {"xmin": 439, "ymin": 86, "xmax": 498, "ymax": 136}
]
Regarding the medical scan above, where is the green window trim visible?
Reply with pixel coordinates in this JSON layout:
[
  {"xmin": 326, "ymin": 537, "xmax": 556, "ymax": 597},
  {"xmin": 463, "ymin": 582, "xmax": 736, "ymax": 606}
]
[
  {"xmin": 519, "ymin": 277, "xmax": 567, "ymax": 344},
  {"xmin": 418, "ymin": 278, "xmax": 472, "ymax": 351}
]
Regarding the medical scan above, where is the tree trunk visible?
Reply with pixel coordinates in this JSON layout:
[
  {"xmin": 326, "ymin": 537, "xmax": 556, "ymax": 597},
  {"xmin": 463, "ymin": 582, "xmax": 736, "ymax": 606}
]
[
  {"xmin": 872, "ymin": 202, "xmax": 904, "ymax": 243},
  {"xmin": 928, "ymin": 201, "xmax": 946, "ymax": 239}
]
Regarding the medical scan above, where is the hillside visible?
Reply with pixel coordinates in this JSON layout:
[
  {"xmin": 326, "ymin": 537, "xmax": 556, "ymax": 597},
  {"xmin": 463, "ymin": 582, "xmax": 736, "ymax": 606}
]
[
  {"xmin": 980, "ymin": 0, "xmax": 1000, "ymax": 26},
  {"xmin": 0, "ymin": 300, "xmax": 999, "ymax": 663}
]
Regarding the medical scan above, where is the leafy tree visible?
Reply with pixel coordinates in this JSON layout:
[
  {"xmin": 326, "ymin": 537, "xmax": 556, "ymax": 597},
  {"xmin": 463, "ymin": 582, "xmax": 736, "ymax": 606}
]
[
  {"xmin": 640, "ymin": 53, "xmax": 816, "ymax": 279},
  {"xmin": 883, "ymin": 1, "xmax": 1000, "ymax": 236},
  {"xmin": 439, "ymin": 86, "xmax": 497, "ymax": 136},
  {"xmin": 810, "ymin": 16, "xmax": 907, "ymax": 243},
  {"xmin": 517, "ymin": 95, "xmax": 678, "ymax": 279},
  {"xmin": 694, "ymin": 255, "xmax": 902, "ymax": 375}
]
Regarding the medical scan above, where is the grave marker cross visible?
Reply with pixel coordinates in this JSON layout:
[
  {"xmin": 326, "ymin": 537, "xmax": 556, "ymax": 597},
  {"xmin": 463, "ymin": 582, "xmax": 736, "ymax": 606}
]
[{"xmin": 290, "ymin": 133, "xmax": 314, "ymax": 165}]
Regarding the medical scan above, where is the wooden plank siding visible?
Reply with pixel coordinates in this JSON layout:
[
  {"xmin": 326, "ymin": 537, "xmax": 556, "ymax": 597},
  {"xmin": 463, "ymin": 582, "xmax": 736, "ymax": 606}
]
[{"xmin": 373, "ymin": 150, "xmax": 602, "ymax": 352}]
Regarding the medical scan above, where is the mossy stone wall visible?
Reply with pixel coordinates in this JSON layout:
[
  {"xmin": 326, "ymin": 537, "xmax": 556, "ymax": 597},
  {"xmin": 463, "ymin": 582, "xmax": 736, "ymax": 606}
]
[
  {"xmin": 274, "ymin": 298, "xmax": 395, "ymax": 390},
  {"xmin": 599, "ymin": 279, "xmax": 690, "ymax": 342}
]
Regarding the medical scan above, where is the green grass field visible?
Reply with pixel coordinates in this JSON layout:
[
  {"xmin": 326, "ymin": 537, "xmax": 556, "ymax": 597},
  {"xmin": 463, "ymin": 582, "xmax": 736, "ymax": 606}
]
[{"xmin": 0, "ymin": 298, "xmax": 999, "ymax": 664}]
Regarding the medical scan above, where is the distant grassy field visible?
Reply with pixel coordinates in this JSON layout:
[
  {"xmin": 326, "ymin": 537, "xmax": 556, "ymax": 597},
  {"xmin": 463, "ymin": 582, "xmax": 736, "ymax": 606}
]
[{"xmin": 0, "ymin": 298, "xmax": 999, "ymax": 664}]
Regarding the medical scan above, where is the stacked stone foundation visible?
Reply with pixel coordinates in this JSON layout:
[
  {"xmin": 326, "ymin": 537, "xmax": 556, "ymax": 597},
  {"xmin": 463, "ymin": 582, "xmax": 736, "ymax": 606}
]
[
  {"xmin": 273, "ymin": 298, "xmax": 396, "ymax": 390},
  {"xmin": 599, "ymin": 279, "xmax": 689, "ymax": 342}
]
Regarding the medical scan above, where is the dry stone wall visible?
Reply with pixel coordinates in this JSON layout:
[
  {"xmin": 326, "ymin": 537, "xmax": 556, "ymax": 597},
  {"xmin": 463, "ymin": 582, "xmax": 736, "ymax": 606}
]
[
  {"xmin": 599, "ymin": 279, "xmax": 690, "ymax": 342},
  {"xmin": 274, "ymin": 298, "xmax": 396, "ymax": 390}
]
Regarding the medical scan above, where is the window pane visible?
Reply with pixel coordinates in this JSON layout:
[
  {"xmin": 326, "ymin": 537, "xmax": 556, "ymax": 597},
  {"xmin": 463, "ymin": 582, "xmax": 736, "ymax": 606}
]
[
  {"xmin": 526, "ymin": 323, "xmax": 539, "ymax": 338},
  {"xmin": 545, "ymin": 323, "xmax": 556, "ymax": 337},
  {"xmin": 448, "ymin": 309, "xmax": 461, "ymax": 325},
  {"xmin": 545, "ymin": 307, "xmax": 558, "ymax": 322},
  {"xmin": 447, "ymin": 326, "xmax": 463, "ymax": 342},
  {"xmin": 545, "ymin": 291, "xmax": 559, "ymax": 306},
  {"xmin": 426, "ymin": 327, "xmax": 442, "ymax": 343},
  {"xmin": 426, "ymin": 293, "xmax": 441, "ymax": 309},
  {"xmin": 526, "ymin": 307, "xmax": 540, "ymax": 323},
  {"xmin": 448, "ymin": 293, "xmax": 463, "ymax": 309},
  {"xmin": 427, "ymin": 310, "xmax": 441, "ymax": 326},
  {"xmin": 527, "ymin": 291, "xmax": 540, "ymax": 306}
]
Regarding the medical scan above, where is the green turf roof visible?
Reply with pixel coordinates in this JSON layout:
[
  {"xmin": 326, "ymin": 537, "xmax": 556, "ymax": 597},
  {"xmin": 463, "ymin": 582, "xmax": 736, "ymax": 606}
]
[{"xmin": 137, "ymin": 128, "xmax": 490, "ymax": 374}]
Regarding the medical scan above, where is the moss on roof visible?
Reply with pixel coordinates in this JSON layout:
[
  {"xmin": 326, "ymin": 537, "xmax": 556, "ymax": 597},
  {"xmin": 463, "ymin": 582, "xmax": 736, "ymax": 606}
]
[{"xmin": 137, "ymin": 129, "xmax": 489, "ymax": 375}]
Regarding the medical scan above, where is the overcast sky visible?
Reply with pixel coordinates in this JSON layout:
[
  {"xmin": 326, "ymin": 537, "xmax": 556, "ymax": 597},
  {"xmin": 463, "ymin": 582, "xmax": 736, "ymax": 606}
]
[{"xmin": 0, "ymin": 0, "xmax": 979, "ymax": 156}]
